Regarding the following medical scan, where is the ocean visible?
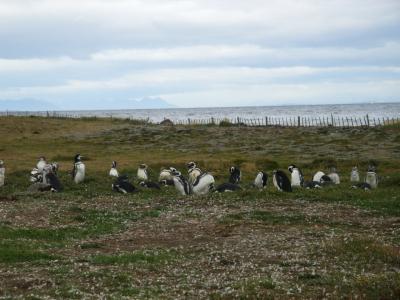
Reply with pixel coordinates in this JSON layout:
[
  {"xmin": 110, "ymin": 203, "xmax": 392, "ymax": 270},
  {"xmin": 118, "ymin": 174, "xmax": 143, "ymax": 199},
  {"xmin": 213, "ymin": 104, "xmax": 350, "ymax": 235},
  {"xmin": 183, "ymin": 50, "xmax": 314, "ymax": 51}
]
[{"xmin": 2, "ymin": 103, "xmax": 400, "ymax": 123}]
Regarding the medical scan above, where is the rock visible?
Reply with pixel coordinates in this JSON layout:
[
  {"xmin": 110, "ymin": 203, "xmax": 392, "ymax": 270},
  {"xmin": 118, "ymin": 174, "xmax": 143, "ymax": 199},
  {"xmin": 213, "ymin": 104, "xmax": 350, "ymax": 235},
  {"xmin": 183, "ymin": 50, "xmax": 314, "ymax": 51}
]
[{"xmin": 160, "ymin": 119, "xmax": 174, "ymax": 126}]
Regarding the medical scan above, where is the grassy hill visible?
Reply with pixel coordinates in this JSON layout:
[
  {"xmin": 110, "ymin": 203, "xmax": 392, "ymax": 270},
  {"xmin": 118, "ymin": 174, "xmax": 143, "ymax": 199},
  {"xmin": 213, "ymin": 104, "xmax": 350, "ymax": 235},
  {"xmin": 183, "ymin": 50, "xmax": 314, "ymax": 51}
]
[{"xmin": 0, "ymin": 116, "xmax": 399, "ymax": 298}]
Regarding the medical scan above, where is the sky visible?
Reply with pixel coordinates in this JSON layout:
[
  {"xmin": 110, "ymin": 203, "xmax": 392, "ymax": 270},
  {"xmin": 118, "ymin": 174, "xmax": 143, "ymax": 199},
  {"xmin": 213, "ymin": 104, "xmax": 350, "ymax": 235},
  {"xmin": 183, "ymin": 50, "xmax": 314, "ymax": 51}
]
[{"xmin": 0, "ymin": 0, "xmax": 400, "ymax": 110}]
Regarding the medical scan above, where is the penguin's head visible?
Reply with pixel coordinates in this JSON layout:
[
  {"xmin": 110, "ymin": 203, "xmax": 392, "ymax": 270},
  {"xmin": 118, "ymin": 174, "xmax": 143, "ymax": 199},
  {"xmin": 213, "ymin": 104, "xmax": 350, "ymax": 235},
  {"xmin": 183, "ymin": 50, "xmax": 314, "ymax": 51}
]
[
  {"xmin": 170, "ymin": 168, "xmax": 181, "ymax": 176},
  {"xmin": 352, "ymin": 166, "xmax": 358, "ymax": 171},
  {"xmin": 288, "ymin": 165, "xmax": 296, "ymax": 173},
  {"xmin": 74, "ymin": 154, "xmax": 82, "ymax": 162},
  {"xmin": 367, "ymin": 165, "xmax": 376, "ymax": 172},
  {"xmin": 112, "ymin": 161, "xmax": 117, "ymax": 168},
  {"xmin": 0, "ymin": 160, "xmax": 4, "ymax": 167},
  {"xmin": 139, "ymin": 163, "xmax": 147, "ymax": 169},
  {"xmin": 169, "ymin": 167, "xmax": 177, "ymax": 174},
  {"xmin": 38, "ymin": 156, "xmax": 46, "ymax": 162},
  {"xmin": 187, "ymin": 161, "xmax": 196, "ymax": 169},
  {"xmin": 51, "ymin": 162, "xmax": 59, "ymax": 173},
  {"xmin": 139, "ymin": 181, "xmax": 146, "ymax": 187}
]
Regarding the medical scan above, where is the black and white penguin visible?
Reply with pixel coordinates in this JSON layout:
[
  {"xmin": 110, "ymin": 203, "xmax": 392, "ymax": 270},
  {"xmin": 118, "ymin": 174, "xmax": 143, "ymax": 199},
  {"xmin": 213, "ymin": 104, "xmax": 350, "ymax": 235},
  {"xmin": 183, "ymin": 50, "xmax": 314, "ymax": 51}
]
[
  {"xmin": 312, "ymin": 171, "xmax": 325, "ymax": 183},
  {"xmin": 215, "ymin": 182, "xmax": 242, "ymax": 193},
  {"xmin": 43, "ymin": 164, "xmax": 63, "ymax": 192},
  {"xmin": 192, "ymin": 172, "xmax": 215, "ymax": 195},
  {"xmin": 171, "ymin": 169, "xmax": 191, "ymax": 196},
  {"xmin": 254, "ymin": 171, "xmax": 268, "ymax": 189},
  {"xmin": 159, "ymin": 168, "xmax": 175, "ymax": 182},
  {"xmin": 303, "ymin": 181, "xmax": 322, "ymax": 189},
  {"xmin": 112, "ymin": 175, "xmax": 136, "ymax": 194},
  {"xmin": 229, "ymin": 166, "xmax": 241, "ymax": 184},
  {"xmin": 137, "ymin": 164, "xmax": 148, "ymax": 181},
  {"xmin": 36, "ymin": 156, "xmax": 47, "ymax": 172},
  {"xmin": 365, "ymin": 165, "xmax": 378, "ymax": 189},
  {"xmin": 72, "ymin": 154, "xmax": 85, "ymax": 184},
  {"xmin": 352, "ymin": 182, "xmax": 372, "ymax": 190},
  {"xmin": 139, "ymin": 181, "xmax": 161, "ymax": 190},
  {"xmin": 109, "ymin": 161, "xmax": 119, "ymax": 177},
  {"xmin": 187, "ymin": 161, "xmax": 202, "ymax": 184},
  {"xmin": 0, "ymin": 160, "xmax": 5, "ymax": 187},
  {"xmin": 328, "ymin": 167, "xmax": 340, "ymax": 184},
  {"xmin": 272, "ymin": 170, "xmax": 292, "ymax": 192},
  {"xmin": 320, "ymin": 175, "xmax": 333, "ymax": 185},
  {"xmin": 350, "ymin": 166, "xmax": 360, "ymax": 183},
  {"xmin": 288, "ymin": 165, "xmax": 304, "ymax": 188}
]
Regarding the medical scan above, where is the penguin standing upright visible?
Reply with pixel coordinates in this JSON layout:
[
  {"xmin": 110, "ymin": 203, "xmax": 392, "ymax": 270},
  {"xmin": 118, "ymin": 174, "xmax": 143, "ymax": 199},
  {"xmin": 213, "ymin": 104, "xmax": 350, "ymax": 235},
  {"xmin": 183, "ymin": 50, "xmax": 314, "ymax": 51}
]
[
  {"xmin": 328, "ymin": 167, "xmax": 340, "ymax": 184},
  {"xmin": 72, "ymin": 154, "xmax": 85, "ymax": 184},
  {"xmin": 171, "ymin": 169, "xmax": 191, "ymax": 196},
  {"xmin": 254, "ymin": 171, "xmax": 268, "ymax": 189},
  {"xmin": 109, "ymin": 161, "xmax": 119, "ymax": 177},
  {"xmin": 365, "ymin": 165, "xmax": 378, "ymax": 189},
  {"xmin": 350, "ymin": 167, "xmax": 360, "ymax": 183},
  {"xmin": 0, "ymin": 160, "xmax": 5, "ymax": 187},
  {"xmin": 288, "ymin": 165, "xmax": 304, "ymax": 188},
  {"xmin": 229, "ymin": 166, "xmax": 241, "ymax": 184},
  {"xmin": 137, "ymin": 164, "xmax": 148, "ymax": 181},
  {"xmin": 272, "ymin": 170, "xmax": 292, "ymax": 192},
  {"xmin": 43, "ymin": 164, "xmax": 63, "ymax": 192},
  {"xmin": 36, "ymin": 156, "xmax": 47, "ymax": 172},
  {"xmin": 187, "ymin": 162, "xmax": 202, "ymax": 184},
  {"xmin": 192, "ymin": 172, "xmax": 215, "ymax": 195}
]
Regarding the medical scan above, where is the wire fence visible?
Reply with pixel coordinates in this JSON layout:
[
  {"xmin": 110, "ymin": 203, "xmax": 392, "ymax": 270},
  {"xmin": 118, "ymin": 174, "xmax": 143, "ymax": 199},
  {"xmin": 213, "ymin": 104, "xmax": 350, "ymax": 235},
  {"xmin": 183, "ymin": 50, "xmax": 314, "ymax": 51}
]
[{"xmin": 1, "ymin": 111, "xmax": 399, "ymax": 127}]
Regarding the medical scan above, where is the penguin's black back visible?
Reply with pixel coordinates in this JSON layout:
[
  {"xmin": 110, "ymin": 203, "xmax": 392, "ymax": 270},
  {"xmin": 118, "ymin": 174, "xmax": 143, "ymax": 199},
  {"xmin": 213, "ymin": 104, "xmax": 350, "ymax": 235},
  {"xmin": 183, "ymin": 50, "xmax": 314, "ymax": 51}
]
[
  {"xmin": 46, "ymin": 173, "xmax": 63, "ymax": 192},
  {"xmin": 216, "ymin": 182, "xmax": 242, "ymax": 192},
  {"xmin": 275, "ymin": 170, "xmax": 292, "ymax": 192}
]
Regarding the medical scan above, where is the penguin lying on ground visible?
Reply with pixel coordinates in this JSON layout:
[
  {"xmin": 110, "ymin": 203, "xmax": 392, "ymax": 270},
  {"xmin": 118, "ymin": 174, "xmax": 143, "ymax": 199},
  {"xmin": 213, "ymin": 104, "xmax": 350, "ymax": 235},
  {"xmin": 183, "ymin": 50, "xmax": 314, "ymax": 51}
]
[
  {"xmin": 192, "ymin": 172, "xmax": 215, "ymax": 195},
  {"xmin": 139, "ymin": 181, "xmax": 161, "ymax": 190},
  {"xmin": 112, "ymin": 175, "xmax": 136, "ymax": 194},
  {"xmin": 352, "ymin": 182, "xmax": 372, "ymax": 190},
  {"xmin": 215, "ymin": 182, "xmax": 242, "ymax": 193}
]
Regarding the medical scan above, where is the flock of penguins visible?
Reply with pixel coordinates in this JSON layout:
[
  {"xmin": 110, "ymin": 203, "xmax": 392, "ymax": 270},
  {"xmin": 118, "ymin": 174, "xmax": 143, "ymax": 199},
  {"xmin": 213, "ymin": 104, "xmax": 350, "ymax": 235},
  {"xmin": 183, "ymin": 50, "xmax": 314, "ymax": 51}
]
[{"xmin": 0, "ymin": 154, "xmax": 379, "ymax": 194}]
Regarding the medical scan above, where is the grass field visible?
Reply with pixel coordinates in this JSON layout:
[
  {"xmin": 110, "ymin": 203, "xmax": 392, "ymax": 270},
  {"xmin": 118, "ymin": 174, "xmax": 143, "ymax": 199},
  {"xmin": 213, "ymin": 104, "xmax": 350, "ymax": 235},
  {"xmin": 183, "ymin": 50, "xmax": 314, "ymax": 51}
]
[{"xmin": 0, "ymin": 116, "xmax": 399, "ymax": 299}]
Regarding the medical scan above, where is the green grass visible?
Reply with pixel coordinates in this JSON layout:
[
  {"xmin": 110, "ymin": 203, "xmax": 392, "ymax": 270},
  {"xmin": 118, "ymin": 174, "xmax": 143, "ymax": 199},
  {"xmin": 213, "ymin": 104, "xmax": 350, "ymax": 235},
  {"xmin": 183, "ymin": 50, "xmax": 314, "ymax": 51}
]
[{"xmin": 0, "ymin": 242, "xmax": 57, "ymax": 263}]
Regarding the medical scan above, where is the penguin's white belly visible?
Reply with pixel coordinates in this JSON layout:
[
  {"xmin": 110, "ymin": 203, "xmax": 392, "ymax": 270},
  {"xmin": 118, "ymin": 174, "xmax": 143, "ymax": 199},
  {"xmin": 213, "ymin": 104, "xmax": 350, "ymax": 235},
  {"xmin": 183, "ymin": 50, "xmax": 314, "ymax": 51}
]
[
  {"xmin": 365, "ymin": 172, "xmax": 378, "ymax": 189},
  {"xmin": 159, "ymin": 171, "xmax": 173, "ymax": 182},
  {"xmin": 291, "ymin": 170, "xmax": 302, "ymax": 187},
  {"xmin": 109, "ymin": 168, "xmax": 119, "ymax": 177},
  {"xmin": 328, "ymin": 173, "xmax": 340, "ymax": 184},
  {"xmin": 350, "ymin": 171, "xmax": 360, "ymax": 182},
  {"xmin": 192, "ymin": 174, "xmax": 214, "ymax": 195},
  {"xmin": 0, "ymin": 168, "xmax": 4, "ymax": 187},
  {"xmin": 173, "ymin": 177, "xmax": 188, "ymax": 195},
  {"xmin": 74, "ymin": 164, "xmax": 85, "ymax": 184},
  {"xmin": 254, "ymin": 174, "xmax": 263, "ymax": 189},
  {"xmin": 272, "ymin": 175, "xmax": 281, "ymax": 191},
  {"xmin": 313, "ymin": 171, "xmax": 325, "ymax": 182},
  {"xmin": 137, "ymin": 169, "xmax": 148, "ymax": 181},
  {"xmin": 188, "ymin": 169, "xmax": 201, "ymax": 184},
  {"xmin": 37, "ymin": 161, "xmax": 46, "ymax": 172}
]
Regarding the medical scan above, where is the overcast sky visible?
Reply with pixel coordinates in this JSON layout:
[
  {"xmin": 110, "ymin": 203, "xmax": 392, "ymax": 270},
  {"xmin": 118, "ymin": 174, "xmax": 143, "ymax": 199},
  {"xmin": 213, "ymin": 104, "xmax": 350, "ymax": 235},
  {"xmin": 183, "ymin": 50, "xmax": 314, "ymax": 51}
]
[{"xmin": 1, "ymin": 0, "xmax": 400, "ymax": 109}]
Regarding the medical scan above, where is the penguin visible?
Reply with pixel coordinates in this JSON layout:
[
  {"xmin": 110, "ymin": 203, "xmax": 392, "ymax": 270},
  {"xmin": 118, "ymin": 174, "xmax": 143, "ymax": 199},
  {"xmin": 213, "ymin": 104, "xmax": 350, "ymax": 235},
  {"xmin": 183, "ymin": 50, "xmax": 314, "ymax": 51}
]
[
  {"xmin": 30, "ymin": 168, "xmax": 42, "ymax": 183},
  {"xmin": 192, "ymin": 172, "xmax": 215, "ymax": 195},
  {"xmin": 187, "ymin": 161, "xmax": 202, "ymax": 184},
  {"xmin": 43, "ymin": 164, "xmax": 63, "ymax": 192},
  {"xmin": 312, "ymin": 171, "xmax": 325, "ymax": 183},
  {"xmin": 109, "ymin": 161, "xmax": 119, "ymax": 177},
  {"xmin": 229, "ymin": 166, "xmax": 241, "ymax": 184},
  {"xmin": 350, "ymin": 166, "xmax": 360, "ymax": 183},
  {"xmin": 36, "ymin": 156, "xmax": 47, "ymax": 172},
  {"xmin": 320, "ymin": 175, "xmax": 333, "ymax": 186},
  {"xmin": 215, "ymin": 182, "xmax": 242, "ymax": 193},
  {"xmin": 159, "ymin": 168, "xmax": 174, "ymax": 182},
  {"xmin": 139, "ymin": 181, "xmax": 161, "ymax": 190},
  {"xmin": 171, "ymin": 169, "xmax": 191, "ymax": 196},
  {"xmin": 0, "ymin": 160, "xmax": 5, "ymax": 187},
  {"xmin": 288, "ymin": 165, "xmax": 304, "ymax": 188},
  {"xmin": 272, "ymin": 170, "xmax": 292, "ymax": 192},
  {"xmin": 303, "ymin": 181, "xmax": 322, "ymax": 189},
  {"xmin": 137, "ymin": 164, "xmax": 148, "ymax": 181},
  {"xmin": 159, "ymin": 179, "xmax": 175, "ymax": 186},
  {"xmin": 328, "ymin": 167, "xmax": 340, "ymax": 184},
  {"xmin": 112, "ymin": 175, "xmax": 136, "ymax": 194},
  {"xmin": 72, "ymin": 154, "xmax": 85, "ymax": 184},
  {"xmin": 254, "ymin": 171, "xmax": 268, "ymax": 189},
  {"xmin": 352, "ymin": 182, "xmax": 372, "ymax": 190},
  {"xmin": 365, "ymin": 166, "xmax": 378, "ymax": 189}
]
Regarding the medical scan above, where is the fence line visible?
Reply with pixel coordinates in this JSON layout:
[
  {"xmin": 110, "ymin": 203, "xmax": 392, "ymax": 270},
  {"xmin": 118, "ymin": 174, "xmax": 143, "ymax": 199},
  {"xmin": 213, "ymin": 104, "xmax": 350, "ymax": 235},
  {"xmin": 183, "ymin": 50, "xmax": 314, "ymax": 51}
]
[{"xmin": 1, "ymin": 111, "xmax": 399, "ymax": 127}]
